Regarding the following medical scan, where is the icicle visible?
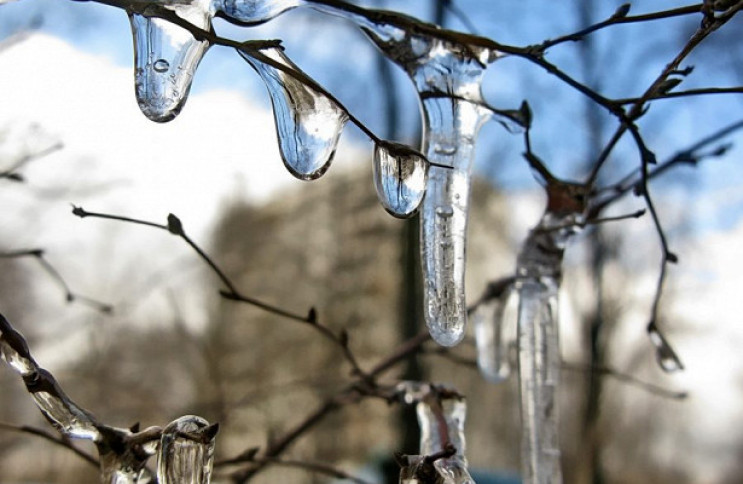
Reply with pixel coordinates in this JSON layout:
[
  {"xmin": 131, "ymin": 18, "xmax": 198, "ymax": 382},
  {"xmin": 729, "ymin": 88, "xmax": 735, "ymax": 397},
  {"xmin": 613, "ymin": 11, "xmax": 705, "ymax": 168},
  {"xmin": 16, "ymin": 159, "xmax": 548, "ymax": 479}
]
[
  {"xmin": 215, "ymin": 0, "xmax": 302, "ymax": 25},
  {"xmin": 129, "ymin": 0, "xmax": 214, "ymax": 122},
  {"xmin": 516, "ymin": 279, "xmax": 561, "ymax": 484},
  {"xmin": 396, "ymin": 382, "xmax": 475, "ymax": 484},
  {"xmin": 473, "ymin": 279, "xmax": 517, "ymax": 383},
  {"xmin": 238, "ymin": 47, "xmax": 349, "ymax": 180},
  {"xmin": 157, "ymin": 415, "xmax": 218, "ymax": 484},
  {"xmin": 97, "ymin": 425, "xmax": 160, "ymax": 484},
  {"xmin": 373, "ymin": 140, "xmax": 428, "ymax": 218},
  {"xmin": 648, "ymin": 323, "xmax": 684, "ymax": 372},
  {"xmin": 514, "ymin": 172, "xmax": 588, "ymax": 484}
]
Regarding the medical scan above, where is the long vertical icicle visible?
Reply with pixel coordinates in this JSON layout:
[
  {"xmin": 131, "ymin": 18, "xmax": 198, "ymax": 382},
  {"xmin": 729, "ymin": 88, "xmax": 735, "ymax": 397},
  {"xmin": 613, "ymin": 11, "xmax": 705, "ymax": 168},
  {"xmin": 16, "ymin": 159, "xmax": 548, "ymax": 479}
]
[
  {"xmin": 324, "ymin": 10, "xmax": 500, "ymax": 347},
  {"xmin": 397, "ymin": 382, "xmax": 474, "ymax": 484},
  {"xmin": 514, "ymin": 170, "xmax": 588, "ymax": 484},
  {"xmin": 157, "ymin": 416, "xmax": 219, "ymax": 484}
]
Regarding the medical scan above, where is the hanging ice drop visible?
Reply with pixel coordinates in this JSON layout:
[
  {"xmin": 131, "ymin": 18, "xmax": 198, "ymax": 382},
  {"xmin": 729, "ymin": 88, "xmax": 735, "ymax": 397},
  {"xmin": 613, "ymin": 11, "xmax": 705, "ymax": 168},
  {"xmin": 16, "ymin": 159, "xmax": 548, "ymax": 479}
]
[
  {"xmin": 129, "ymin": 0, "xmax": 213, "ymax": 122},
  {"xmin": 648, "ymin": 323, "xmax": 683, "ymax": 372},
  {"xmin": 157, "ymin": 415, "xmax": 218, "ymax": 484},
  {"xmin": 216, "ymin": 0, "xmax": 302, "ymax": 25},
  {"xmin": 238, "ymin": 47, "xmax": 348, "ymax": 180},
  {"xmin": 373, "ymin": 141, "xmax": 427, "ymax": 218},
  {"xmin": 473, "ymin": 281, "xmax": 517, "ymax": 384}
]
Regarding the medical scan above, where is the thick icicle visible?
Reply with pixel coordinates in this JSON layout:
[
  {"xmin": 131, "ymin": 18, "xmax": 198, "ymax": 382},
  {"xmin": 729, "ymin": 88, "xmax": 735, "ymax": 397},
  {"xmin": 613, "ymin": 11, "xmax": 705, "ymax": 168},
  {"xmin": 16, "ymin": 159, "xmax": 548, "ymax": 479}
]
[
  {"xmin": 216, "ymin": 0, "xmax": 302, "ymax": 24},
  {"xmin": 129, "ymin": 0, "xmax": 213, "ymax": 122},
  {"xmin": 238, "ymin": 47, "xmax": 348, "ymax": 180},
  {"xmin": 1, "ymin": 313, "xmax": 160, "ymax": 483},
  {"xmin": 397, "ymin": 382, "xmax": 475, "ymax": 484},
  {"xmin": 343, "ymin": 12, "xmax": 499, "ymax": 346},
  {"xmin": 473, "ymin": 278, "xmax": 517, "ymax": 383},
  {"xmin": 157, "ymin": 416, "xmax": 218, "ymax": 484},
  {"xmin": 373, "ymin": 140, "xmax": 428, "ymax": 218},
  {"xmin": 514, "ymin": 171, "xmax": 588, "ymax": 484}
]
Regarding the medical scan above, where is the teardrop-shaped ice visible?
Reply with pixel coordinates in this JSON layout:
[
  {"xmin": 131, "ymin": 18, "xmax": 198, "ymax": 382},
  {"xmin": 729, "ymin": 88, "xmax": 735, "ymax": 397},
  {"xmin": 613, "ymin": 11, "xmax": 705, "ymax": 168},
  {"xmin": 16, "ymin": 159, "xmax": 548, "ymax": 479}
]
[
  {"xmin": 216, "ymin": 0, "xmax": 302, "ymax": 25},
  {"xmin": 238, "ymin": 47, "xmax": 349, "ymax": 180},
  {"xmin": 648, "ymin": 324, "xmax": 684, "ymax": 372},
  {"xmin": 373, "ymin": 141, "xmax": 427, "ymax": 218},
  {"xmin": 157, "ymin": 415, "xmax": 218, "ymax": 484},
  {"xmin": 473, "ymin": 284, "xmax": 516, "ymax": 384},
  {"xmin": 129, "ymin": 1, "xmax": 213, "ymax": 122}
]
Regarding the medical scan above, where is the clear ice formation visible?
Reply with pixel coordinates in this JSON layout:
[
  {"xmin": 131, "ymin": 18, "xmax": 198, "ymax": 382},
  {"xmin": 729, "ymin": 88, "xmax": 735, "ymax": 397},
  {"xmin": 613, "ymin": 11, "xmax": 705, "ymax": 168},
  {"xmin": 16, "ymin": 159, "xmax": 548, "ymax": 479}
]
[
  {"xmin": 513, "ymin": 174, "xmax": 587, "ymax": 484},
  {"xmin": 238, "ymin": 47, "xmax": 349, "ymax": 180},
  {"xmin": 321, "ymin": 7, "xmax": 501, "ymax": 347},
  {"xmin": 397, "ymin": 382, "xmax": 475, "ymax": 484},
  {"xmin": 373, "ymin": 141, "xmax": 428, "ymax": 218},
  {"xmin": 215, "ymin": 0, "xmax": 302, "ymax": 24},
  {"xmin": 158, "ymin": 416, "xmax": 218, "ymax": 484},
  {"xmin": 473, "ymin": 279, "xmax": 517, "ymax": 384},
  {"xmin": 648, "ymin": 323, "xmax": 684, "ymax": 372},
  {"xmin": 129, "ymin": 0, "xmax": 214, "ymax": 122},
  {"xmin": 220, "ymin": 1, "xmax": 522, "ymax": 346},
  {"xmin": 0, "ymin": 313, "xmax": 163, "ymax": 483}
]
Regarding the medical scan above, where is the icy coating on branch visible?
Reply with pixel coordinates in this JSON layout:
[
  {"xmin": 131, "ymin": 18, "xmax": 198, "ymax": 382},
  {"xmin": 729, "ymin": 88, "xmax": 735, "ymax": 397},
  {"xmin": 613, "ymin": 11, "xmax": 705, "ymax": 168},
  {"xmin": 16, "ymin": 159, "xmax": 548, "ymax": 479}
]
[
  {"xmin": 397, "ymin": 382, "xmax": 475, "ymax": 484},
  {"xmin": 514, "ymin": 172, "xmax": 588, "ymax": 484},
  {"xmin": 157, "ymin": 416, "xmax": 218, "ymax": 484},
  {"xmin": 0, "ymin": 313, "xmax": 221, "ymax": 483},
  {"xmin": 238, "ymin": 46, "xmax": 348, "ymax": 180},
  {"xmin": 129, "ymin": 0, "xmax": 214, "ymax": 122}
]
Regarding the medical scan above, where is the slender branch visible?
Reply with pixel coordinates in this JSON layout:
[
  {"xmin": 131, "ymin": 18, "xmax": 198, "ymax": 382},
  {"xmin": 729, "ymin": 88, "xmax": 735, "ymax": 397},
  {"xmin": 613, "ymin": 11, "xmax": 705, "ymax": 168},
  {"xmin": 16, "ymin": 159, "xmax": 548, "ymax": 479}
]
[
  {"xmin": 0, "ymin": 142, "xmax": 63, "ymax": 182},
  {"xmin": 561, "ymin": 362, "xmax": 688, "ymax": 400},
  {"xmin": 0, "ymin": 249, "xmax": 112, "ymax": 313},
  {"xmin": 223, "ymin": 330, "xmax": 431, "ymax": 483},
  {"xmin": 537, "ymin": 3, "xmax": 704, "ymax": 51},
  {"xmin": 0, "ymin": 422, "xmax": 99, "ymax": 467},
  {"xmin": 614, "ymin": 86, "xmax": 743, "ymax": 104}
]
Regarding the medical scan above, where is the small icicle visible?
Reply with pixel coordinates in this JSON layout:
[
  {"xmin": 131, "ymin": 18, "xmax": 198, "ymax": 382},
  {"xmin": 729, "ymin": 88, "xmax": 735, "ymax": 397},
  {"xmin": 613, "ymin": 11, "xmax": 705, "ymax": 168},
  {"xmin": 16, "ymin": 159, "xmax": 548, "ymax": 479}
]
[
  {"xmin": 157, "ymin": 415, "xmax": 218, "ymax": 484},
  {"xmin": 216, "ymin": 0, "xmax": 302, "ymax": 25},
  {"xmin": 129, "ymin": 0, "xmax": 213, "ymax": 122},
  {"xmin": 238, "ymin": 47, "xmax": 349, "ymax": 180},
  {"xmin": 648, "ymin": 322, "xmax": 684, "ymax": 372},
  {"xmin": 97, "ymin": 425, "xmax": 160, "ymax": 484},
  {"xmin": 373, "ymin": 141, "xmax": 428, "ymax": 218},
  {"xmin": 473, "ymin": 279, "xmax": 517, "ymax": 384},
  {"xmin": 396, "ymin": 382, "xmax": 475, "ymax": 484}
]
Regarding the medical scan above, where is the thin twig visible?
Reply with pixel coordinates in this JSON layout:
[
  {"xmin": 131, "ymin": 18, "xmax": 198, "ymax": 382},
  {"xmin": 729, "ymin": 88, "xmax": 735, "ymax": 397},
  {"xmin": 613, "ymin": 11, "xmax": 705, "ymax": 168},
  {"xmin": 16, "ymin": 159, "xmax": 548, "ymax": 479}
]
[
  {"xmin": 0, "ymin": 422, "xmax": 99, "ymax": 467},
  {"xmin": 0, "ymin": 249, "xmax": 112, "ymax": 313},
  {"xmin": 562, "ymin": 362, "xmax": 688, "ymax": 400}
]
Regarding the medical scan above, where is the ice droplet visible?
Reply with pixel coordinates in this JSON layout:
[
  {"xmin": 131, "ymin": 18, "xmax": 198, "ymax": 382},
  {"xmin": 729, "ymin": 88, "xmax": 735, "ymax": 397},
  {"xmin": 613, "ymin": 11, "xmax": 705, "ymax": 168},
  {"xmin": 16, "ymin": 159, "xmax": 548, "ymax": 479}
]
[
  {"xmin": 648, "ymin": 324, "xmax": 684, "ymax": 372},
  {"xmin": 238, "ymin": 47, "xmax": 349, "ymax": 180},
  {"xmin": 372, "ymin": 141, "xmax": 427, "ymax": 218},
  {"xmin": 216, "ymin": 0, "xmax": 302, "ymax": 25},
  {"xmin": 129, "ymin": 1, "xmax": 213, "ymax": 122},
  {"xmin": 473, "ymin": 284, "xmax": 517, "ymax": 384},
  {"xmin": 153, "ymin": 58, "xmax": 170, "ymax": 73},
  {"xmin": 157, "ymin": 416, "xmax": 218, "ymax": 484}
]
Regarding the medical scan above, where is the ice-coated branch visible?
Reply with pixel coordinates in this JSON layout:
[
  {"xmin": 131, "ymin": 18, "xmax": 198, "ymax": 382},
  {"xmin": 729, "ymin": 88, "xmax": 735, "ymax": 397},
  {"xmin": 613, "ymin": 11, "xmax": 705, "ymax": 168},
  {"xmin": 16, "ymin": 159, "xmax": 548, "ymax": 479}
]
[
  {"xmin": 0, "ymin": 249, "xmax": 113, "ymax": 313},
  {"xmin": 396, "ymin": 382, "xmax": 474, "ymax": 484},
  {"xmin": 0, "ymin": 312, "xmax": 161, "ymax": 482}
]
